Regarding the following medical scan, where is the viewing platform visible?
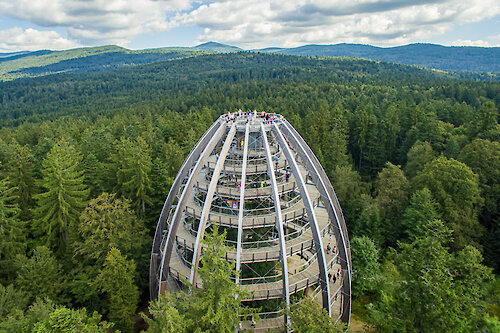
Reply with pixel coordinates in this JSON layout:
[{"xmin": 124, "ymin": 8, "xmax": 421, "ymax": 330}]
[{"xmin": 150, "ymin": 111, "xmax": 352, "ymax": 331}]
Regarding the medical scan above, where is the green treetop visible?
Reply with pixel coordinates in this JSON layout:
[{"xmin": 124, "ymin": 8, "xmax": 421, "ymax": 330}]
[
  {"xmin": 0, "ymin": 176, "xmax": 24, "ymax": 282},
  {"xmin": 142, "ymin": 224, "xmax": 256, "ymax": 333},
  {"xmin": 14, "ymin": 246, "xmax": 65, "ymax": 304},
  {"xmin": 351, "ymin": 236, "xmax": 381, "ymax": 297},
  {"xmin": 114, "ymin": 137, "xmax": 153, "ymax": 216},
  {"xmin": 412, "ymin": 156, "xmax": 483, "ymax": 249},
  {"xmin": 33, "ymin": 139, "xmax": 89, "ymax": 252},
  {"xmin": 95, "ymin": 247, "xmax": 139, "ymax": 333},
  {"xmin": 289, "ymin": 296, "xmax": 345, "ymax": 333},
  {"xmin": 76, "ymin": 193, "xmax": 147, "ymax": 265}
]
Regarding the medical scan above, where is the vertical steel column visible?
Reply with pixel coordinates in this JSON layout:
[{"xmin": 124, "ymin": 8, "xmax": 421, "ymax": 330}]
[
  {"xmin": 157, "ymin": 121, "xmax": 227, "ymax": 298},
  {"xmin": 280, "ymin": 119, "xmax": 351, "ymax": 324},
  {"xmin": 190, "ymin": 124, "xmax": 237, "ymax": 285},
  {"xmin": 261, "ymin": 123, "xmax": 290, "ymax": 328},
  {"xmin": 150, "ymin": 118, "xmax": 222, "ymax": 298},
  {"xmin": 272, "ymin": 123, "xmax": 332, "ymax": 315},
  {"xmin": 235, "ymin": 123, "xmax": 250, "ymax": 284}
]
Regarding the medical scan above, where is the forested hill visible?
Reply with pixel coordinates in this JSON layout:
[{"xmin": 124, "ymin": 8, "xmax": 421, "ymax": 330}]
[
  {"xmin": 258, "ymin": 43, "xmax": 500, "ymax": 73},
  {"xmin": 0, "ymin": 45, "xmax": 214, "ymax": 81},
  {"xmin": 1, "ymin": 52, "xmax": 499, "ymax": 127},
  {"xmin": 1, "ymin": 42, "xmax": 498, "ymax": 82},
  {"xmin": 0, "ymin": 52, "xmax": 499, "ymax": 332},
  {"xmin": 0, "ymin": 43, "xmax": 240, "ymax": 81}
]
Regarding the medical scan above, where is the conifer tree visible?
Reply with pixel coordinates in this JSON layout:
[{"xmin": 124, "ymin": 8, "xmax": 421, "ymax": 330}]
[
  {"xmin": 32, "ymin": 306, "xmax": 113, "ymax": 332},
  {"xmin": 370, "ymin": 219, "xmax": 495, "ymax": 332},
  {"xmin": 189, "ymin": 224, "xmax": 248, "ymax": 332},
  {"xmin": 115, "ymin": 137, "xmax": 153, "ymax": 216},
  {"xmin": 14, "ymin": 246, "xmax": 64, "ymax": 303},
  {"xmin": 375, "ymin": 162, "xmax": 409, "ymax": 245},
  {"xmin": 402, "ymin": 188, "xmax": 440, "ymax": 240},
  {"xmin": 141, "ymin": 293, "xmax": 188, "ymax": 333},
  {"xmin": 0, "ymin": 175, "xmax": 24, "ymax": 282},
  {"xmin": 290, "ymin": 296, "xmax": 345, "ymax": 332},
  {"xmin": 142, "ymin": 224, "xmax": 255, "ymax": 333},
  {"xmin": 33, "ymin": 139, "xmax": 89, "ymax": 252},
  {"xmin": 95, "ymin": 248, "xmax": 138, "ymax": 333},
  {"xmin": 6, "ymin": 144, "xmax": 36, "ymax": 216}
]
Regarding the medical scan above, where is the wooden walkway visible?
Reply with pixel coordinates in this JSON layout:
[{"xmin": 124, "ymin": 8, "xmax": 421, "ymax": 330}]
[{"xmin": 164, "ymin": 163, "xmax": 344, "ymax": 306}]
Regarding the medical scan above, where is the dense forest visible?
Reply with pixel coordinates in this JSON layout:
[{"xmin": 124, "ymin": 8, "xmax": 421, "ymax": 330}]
[
  {"xmin": 0, "ymin": 52, "xmax": 499, "ymax": 332},
  {"xmin": 263, "ymin": 43, "xmax": 500, "ymax": 73}
]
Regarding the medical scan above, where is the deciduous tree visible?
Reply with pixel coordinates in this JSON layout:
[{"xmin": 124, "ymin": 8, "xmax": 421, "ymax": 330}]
[
  {"xmin": 351, "ymin": 236, "xmax": 380, "ymax": 297},
  {"xmin": 412, "ymin": 157, "xmax": 483, "ymax": 249}
]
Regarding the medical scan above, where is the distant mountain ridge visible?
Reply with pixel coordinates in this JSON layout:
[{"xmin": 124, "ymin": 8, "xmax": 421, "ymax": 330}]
[
  {"xmin": 0, "ymin": 41, "xmax": 498, "ymax": 81},
  {"xmin": 256, "ymin": 43, "xmax": 500, "ymax": 73},
  {"xmin": 193, "ymin": 42, "xmax": 242, "ymax": 53}
]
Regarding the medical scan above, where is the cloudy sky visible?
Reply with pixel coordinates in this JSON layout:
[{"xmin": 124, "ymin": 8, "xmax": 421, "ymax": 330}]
[{"xmin": 0, "ymin": 0, "xmax": 499, "ymax": 52}]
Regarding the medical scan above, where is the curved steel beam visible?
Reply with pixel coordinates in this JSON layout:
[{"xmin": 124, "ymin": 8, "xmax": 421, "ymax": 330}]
[
  {"xmin": 190, "ymin": 124, "xmax": 237, "ymax": 285},
  {"xmin": 236, "ymin": 123, "xmax": 250, "ymax": 284},
  {"xmin": 280, "ymin": 119, "xmax": 351, "ymax": 324},
  {"xmin": 149, "ymin": 118, "xmax": 222, "ymax": 299},
  {"xmin": 271, "ymin": 122, "xmax": 332, "ymax": 316},
  {"xmin": 157, "ymin": 121, "xmax": 227, "ymax": 298},
  {"xmin": 261, "ymin": 123, "xmax": 290, "ymax": 329}
]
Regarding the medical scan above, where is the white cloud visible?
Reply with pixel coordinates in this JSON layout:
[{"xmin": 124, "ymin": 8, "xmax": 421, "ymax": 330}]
[
  {"xmin": 0, "ymin": 0, "xmax": 498, "ymax": 50},
  {"xmin": 0, "ymin": 0, "xmax": 193, "ymax": 46},
  {"xmin": 173, "ymin": 0, "xmax": 500, "ymax": 48},
  {"xmin": 0, "ymin": 27, "xmax": 78, "ymax": 52}
]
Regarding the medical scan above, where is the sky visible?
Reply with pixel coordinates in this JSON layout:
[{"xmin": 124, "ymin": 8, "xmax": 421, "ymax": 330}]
[{"xmin": 0, "ymin": 0, "xmax": 499, "ymax": 52}]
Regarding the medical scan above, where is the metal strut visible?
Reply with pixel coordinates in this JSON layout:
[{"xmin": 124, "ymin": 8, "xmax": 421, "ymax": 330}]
[
  {"xmin": 236, "ymin": 123, "xmax": 250, "ymax": 284},
  {"xmin": 150, "ymin": 118, "xmax": 222, "ymax": 299},
  {"xmin": 280, "ymin": 119, "xmax": 352, "ymax": 325},
  {"xmin": 157, "ymin": 121, "xmax": 227, "ymax": 298},
  {"xmin": 261, "ymin": 123, "xmax": 291, "ymax": 329},
  {"xmin": 272, "ymin": 122, "xmax": 332, "ymax": 315},
  {"xmin": 191, "ymin": 124, "xmax": 237, "ymax": 285}
]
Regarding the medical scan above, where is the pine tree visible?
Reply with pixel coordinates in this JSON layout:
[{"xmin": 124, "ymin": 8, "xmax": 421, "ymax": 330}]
[
  {"xmin": 95, "ymin": 248, "xmax": 138, "ymax": 333},
  {"xmin": 32, "ymin": 306, "xmax": 113, "ymax": 332},
  {"xmin": 290, "ymin": 296, "xmax": 345, "ymax": 332},
  {"xmin": 0, "ymin": 176, "xmax": 24, "ymax": 282},
  {"xmin": 115, "ymin": 137, "xmax": 153, "ymax": 216},
  {"xmin": 14, "ymin": 246, "xmax": 64, "ymax": 303},
  {"xmin": 402, "ymin": 188, "xmax": 440, "ymax": 241},
  {"xmin": 6, "ymin": 144, "xmax": 36, "ymax": 217},
  {"xmin": 33, "ymin": 139, "xmax": 89, "ymax": 252}
]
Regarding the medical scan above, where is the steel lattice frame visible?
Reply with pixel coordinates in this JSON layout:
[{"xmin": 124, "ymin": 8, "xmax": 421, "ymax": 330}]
[{"xmin": 150, "ymin": 112, "xmax": 352, "ymax": 330}]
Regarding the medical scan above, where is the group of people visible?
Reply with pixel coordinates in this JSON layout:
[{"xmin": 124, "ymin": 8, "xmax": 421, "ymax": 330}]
[
  {"xmin": 326, "ymin": 242, "xmax": 337, "ymax": 254},
  {"xmin": 223, "ymin": 109, "xmax": 280, "ymax": 125},
  {"xmin": 328, "ymin": 268, "xmax": 342, "ymax": 284}
]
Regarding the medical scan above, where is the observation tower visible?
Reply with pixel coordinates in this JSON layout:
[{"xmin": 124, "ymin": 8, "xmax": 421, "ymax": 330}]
[{"xmin": 150, "ymin": 111, "xmax": 351, "ymax": 330}]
